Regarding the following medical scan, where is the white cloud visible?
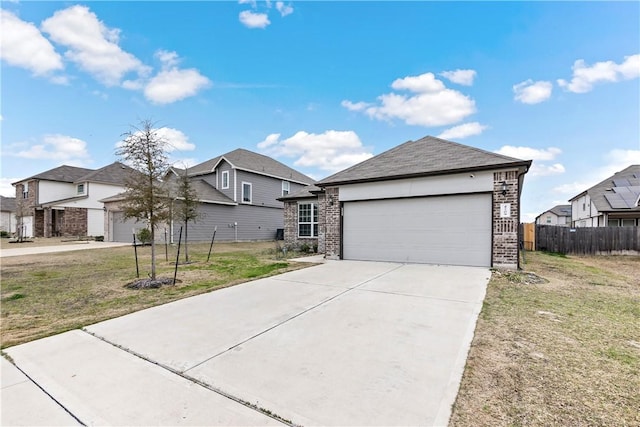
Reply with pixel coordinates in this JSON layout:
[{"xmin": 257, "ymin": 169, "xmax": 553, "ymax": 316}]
[
  {"xmin": 599, "ymin": 148, "xmax": 640, "ymax": 178},
  {"xmin": 440, "ymin": 69, "xmax": 476, "ymax": 86},
  {"xmin": 513, "ymin": 79, "xmax": 553, "ymax": 104},
  {"xmin": 116, "ymin": 126, "xmax": 196, "ymax": 153},
  {"xmin": 257, "ymin": 130, "xmax": 374, "ymax": 173},
  {"xmin": 12, "ymin": 134, "xmax": 91, "ymax": 164},
  {"xmin": 276, "ymin": 2, "xmax": 294, "ymax": 16},
  {"xmin": 117, "ymin": 127, "xmax": 196, "ymax": 153},
  {"xmin": 144, "ymin": 67, "xmax": 211, "ymax": 105},
  {"xmin": 495, "ymin": 146, "xmax": 562, "ymax": 161},
  {"xmin": 495, "ymin": 146, "xmax": 564, "ymax": 177},
  {"xmin": 437, "ymin": 122, "xmax": 488, "ymax": 140},
  {"xmin": 155, "ymin": 49, "xmax": 180, "ymax": 68},
  {"xmin": 0, "ymin": 10, "xmax": 64, "ymax": 76},
  {"xmin": 531, "ymin": 163, "xmax": 566, "ymax": 177},
  {"xmin": 341, "ymin": 100, "xmax": 370, "ymax": 112},
  {"xmin": 343, "ymin": 72, "xmax": 476, "ymax": 127},
  {"xmin": 0, "ymin": 178, "xmax": 18, "ymax": 197},
  {"xmin": 552, "ymin": 148, "xmax": 640, "ymax": 197},
  {"xmin": 41, "ymin": 5, "xmax": 150, "ymax": 86},
  {"xmin": 557, "ymin": 54, "xmax": 640, "ymax": 93},
  {"xmin": 239, "ymin": 10, "xmax": 270, "ymax": 28},
  {"xmin": 154, "ymin": 127, "xmax": 196, "ymax": 152}
]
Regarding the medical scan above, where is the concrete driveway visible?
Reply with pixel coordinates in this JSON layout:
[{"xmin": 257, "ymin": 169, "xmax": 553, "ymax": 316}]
[{"xmin": 2, "ymin": 260, "xmax": 490, "ymax": 426}]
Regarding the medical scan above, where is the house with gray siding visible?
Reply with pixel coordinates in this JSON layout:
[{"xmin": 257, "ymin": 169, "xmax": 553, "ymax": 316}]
[{"xmin": 104, "ymin": 148, "xmax": 314, "ymax": 243}]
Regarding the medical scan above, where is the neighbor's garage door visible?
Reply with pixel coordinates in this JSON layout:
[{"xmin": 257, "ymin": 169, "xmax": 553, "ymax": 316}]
[
  {"xmin": 342, "ymin": 193, "xmax": 492, "ymax": 267},
  {"xmin": 111, "ymin": 211, "xmax": 144, "ymax": 243}
]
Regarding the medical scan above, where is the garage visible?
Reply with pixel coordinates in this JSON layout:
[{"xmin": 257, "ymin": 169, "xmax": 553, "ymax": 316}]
[
  {"xmin": 342, "ymin": 193, "xmax": 492, "ymax": 266},
  {"xmin": 111, "ymin": 211, "xmax": 145, "ymax": 243}
]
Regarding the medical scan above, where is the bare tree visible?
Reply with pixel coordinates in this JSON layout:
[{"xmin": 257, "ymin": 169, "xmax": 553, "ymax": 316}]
[
  {"xmin": 116, "ymin": 119, "xmax": 171, "ymax": 280},
  {"xmin": 173, "ymin": 167, "xmax": 200, "ymax": 263}
]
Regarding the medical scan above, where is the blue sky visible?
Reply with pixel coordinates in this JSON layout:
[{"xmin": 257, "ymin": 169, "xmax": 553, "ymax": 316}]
[{"xmin": 1, "ymin": 1, "xmax": 639, "ymax": 221}]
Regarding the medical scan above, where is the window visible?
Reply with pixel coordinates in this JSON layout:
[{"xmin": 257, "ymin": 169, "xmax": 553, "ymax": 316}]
[
  {"xmin": 221, "ymin": 171, "xmax": 229, "ymax": 189},
  {"xmin": 607, "ymin": 219, "xmax": 620, "ymax": 227},
  {"xmin": 298, "ymin": 203, "xmax": 318, "ymax": 237},
  {"xmin": 621, "ymin": 219, "xmax": 635, "ymax": 227},
  {"xmin": 22, "ymin": 182, "xmax": 29, "ymax": 199},
  {"xmin": 242, "ymin": 182, "xmax": 252, "ymax": 203},
  {"xmin": 546, "ymin": 215, "xmax": 551, "ymax": 224},
  {"xmin": 77, "ymin": 184, "xmax": 85, "ymax": 195},
  {"xmin": 282, "ymin": 181, "xmax": 290, "ymax": 196},
  {"xmin": 582, "ymin": 202, "xmax": 586, "ymax": 211}
]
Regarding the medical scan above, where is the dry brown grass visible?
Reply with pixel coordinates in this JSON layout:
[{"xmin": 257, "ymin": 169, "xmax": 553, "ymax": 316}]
[
  {"xmin": 1, "ymin": 241, "xmax": 312, "ymax": 348},
  {"xmin": 450, "ymin": 252, "xmax": 640, "ymax": 427}
]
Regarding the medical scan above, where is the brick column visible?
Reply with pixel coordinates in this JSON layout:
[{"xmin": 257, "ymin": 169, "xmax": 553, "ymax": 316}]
[
  {"xmin": 283, "ymin": 202, "xmax": 297, "ymax": 247},
  {"xmin": 493, "ymin": 170, "xmax": 519, "ymax": 269},
  {"xmin": 324, "ymin": 187, "xmax": 341, "ymax": 259},
  {"xmin": 317, "ymin": 193, "xmax": 326, "ymax": 254}
]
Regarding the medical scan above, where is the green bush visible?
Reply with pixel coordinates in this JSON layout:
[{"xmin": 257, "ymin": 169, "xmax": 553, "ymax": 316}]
[
  {"xmin": 0, "ymin": 231, "xmax": 10, "ymax": 238},
  {"xmin": 136, "ymin": 228, "xmax": 152, "ymax": 244}
]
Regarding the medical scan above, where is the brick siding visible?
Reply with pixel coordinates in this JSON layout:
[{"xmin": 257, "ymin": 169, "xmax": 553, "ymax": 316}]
[{"xmin": 492, "ymin": 170, "xmax": 520, "ymax": 269}]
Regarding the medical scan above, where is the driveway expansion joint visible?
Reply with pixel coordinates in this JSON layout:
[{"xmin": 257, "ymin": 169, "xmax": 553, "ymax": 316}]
[
  {"xmin": 81, "ymin": 329, "xmax": 293, "ymax": 426},
  {"xmin": 3, "ymin": 356, "xmax": 87, "ymax": 426}
]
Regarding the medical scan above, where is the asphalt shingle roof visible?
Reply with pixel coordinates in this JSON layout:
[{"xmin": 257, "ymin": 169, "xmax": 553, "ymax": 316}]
[
  {"xmin": 571, "ymin": 165, "xmax": 640, "ymax": 212},
  {"xmin": 189, "ymin": 179, "xmax": 236, "ymax": 205},
  {"xmin": 75, "ymin": 162, "xmax": 137, "ymax": 185},
  {"xmin": 549, "ymin": 205, "xmax": 572, "ymax": 217},
  {"xmin": 279, "ymin": 184, "xmax": 322, "ymax": 201},
  {"xmin": 317, "ymin": 135, "xmax": 531, "ymax": 186},
  {"xmin": 0, "ymin": 196, "xmax": 16, "ymax": 212},
  {"xmin": 16, "ymin": 165, "xmax": 95, "ymax": 184},
  {"xmin": 187, "ymin": 148, "xmax": 314, "ymax": 185}
]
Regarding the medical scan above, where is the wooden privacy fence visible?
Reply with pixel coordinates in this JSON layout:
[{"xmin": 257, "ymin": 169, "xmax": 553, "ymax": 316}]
[{"xmin": 535, "ymin": 225, "xmax": 640, "ymax": 255}]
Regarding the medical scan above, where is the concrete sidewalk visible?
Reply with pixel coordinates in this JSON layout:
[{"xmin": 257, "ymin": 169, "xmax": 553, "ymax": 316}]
[
  {"xmin": 0, "ymin": 241, "xmax": 130, "ymax": 257},
  {"xmin": 3, "ymin": 260, "xmax": 490, "ymax": 426}
]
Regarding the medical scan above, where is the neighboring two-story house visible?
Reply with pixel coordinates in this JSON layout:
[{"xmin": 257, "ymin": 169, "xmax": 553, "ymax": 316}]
[
  {"xmin": 535, "ymin": 205, "xmax": 571, "ymax": 226},
  {"xmin": 103, "ymin": 148, "xmax": 314, "ymax": 242},
  {"xmin": 569, "ymin": 165, "xmax": 640, "ymax": 227},
  {"xmin": 12, "ymin": 162, "xmax": 135, "ymax": 238}
]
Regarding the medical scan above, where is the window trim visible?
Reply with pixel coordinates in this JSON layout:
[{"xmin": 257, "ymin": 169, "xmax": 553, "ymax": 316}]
[
  {"xmin": 282, "ymin": 181, "xmax": 290, "ymax": 197},
  {"xmin": 77, "ymin": 183, "xmax": 85, "ymax": 195},
  {"xmin": 241, "ymin": 181, "xmax": 252, "ymax": 204},
  {"xmin": 221, "ymin": 170, "xmax": 229, "ymax": 189},
  {"xmin": 298, "ymin": 202, "xmax": 318, "ymax": 238}
]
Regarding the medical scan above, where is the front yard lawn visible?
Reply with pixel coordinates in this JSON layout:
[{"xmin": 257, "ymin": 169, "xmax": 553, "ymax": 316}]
[
  {"xmin": 0, "ymin": 241, "xmax": 310, "ymax": 348},
  {"xmin": 450, "ymin": 251, "xmax": 640, "ymax": 426}
]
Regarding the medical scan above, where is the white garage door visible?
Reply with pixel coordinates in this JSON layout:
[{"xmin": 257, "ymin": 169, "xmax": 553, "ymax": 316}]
[{"xmin": 342, "ymin": 194, "xmax": 492, "ymax": 267}]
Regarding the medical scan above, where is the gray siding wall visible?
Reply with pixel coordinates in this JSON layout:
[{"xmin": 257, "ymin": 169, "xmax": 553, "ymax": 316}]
[
  {"xmin": 216, "ymin": 160, "xmax": 235, "ymax": 201},
  {"xmin": 236, "ymin": 169, "xmax": 286, "ymax": 208},
  {"xmin": 171, "ymin": 203, "xmax": 283, "ymax": 242}
]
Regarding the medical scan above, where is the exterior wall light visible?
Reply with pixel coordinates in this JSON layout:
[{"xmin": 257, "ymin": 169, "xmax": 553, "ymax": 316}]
[{"xmin": 501, "ymin": 181, "xmax": 508, "ymax": 196}]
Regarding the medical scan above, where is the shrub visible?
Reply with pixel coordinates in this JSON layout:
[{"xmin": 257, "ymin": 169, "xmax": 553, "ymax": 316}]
[{"xmin": 137, "ymin": 228, "xmax": 152, "ymax": 244}]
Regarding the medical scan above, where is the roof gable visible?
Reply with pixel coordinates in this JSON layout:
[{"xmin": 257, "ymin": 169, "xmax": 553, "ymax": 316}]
[
  {"xmin": 188, "ymin": 148, "xmax": 314, "ymax": 185},
  {"xmin": 317, "ymin": 136, "xmax": 531, "ymax": 186}
]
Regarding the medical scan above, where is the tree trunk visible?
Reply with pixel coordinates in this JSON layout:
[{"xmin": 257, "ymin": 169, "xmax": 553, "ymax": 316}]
[
  {"xmin": 150, "ymin": 226, "xmax": 156, "ymax": 280},
  {"xmin": 184, "ymin": 220, "xmax": 189, "ymax": 262}
]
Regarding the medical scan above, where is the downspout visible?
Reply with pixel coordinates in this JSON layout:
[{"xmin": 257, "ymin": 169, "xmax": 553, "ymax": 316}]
[{"xmin": 517, "ymin": 165, "xmax": 530, "ymax": 270}]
